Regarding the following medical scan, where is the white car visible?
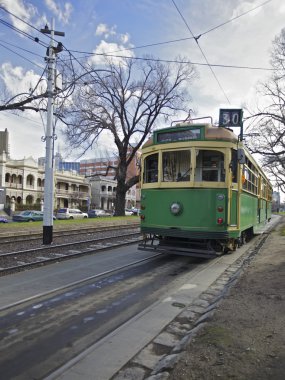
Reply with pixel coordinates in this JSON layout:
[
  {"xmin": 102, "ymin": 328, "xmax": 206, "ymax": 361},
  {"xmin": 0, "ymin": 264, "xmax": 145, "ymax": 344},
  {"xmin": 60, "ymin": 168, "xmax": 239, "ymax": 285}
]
[
  {"xmin": 56, "ymin": 208, "xmax": 88, "ymax": 220},
  {"xmin": 125, "ymin": 209, "xmax": 134, "ymax": 216}
]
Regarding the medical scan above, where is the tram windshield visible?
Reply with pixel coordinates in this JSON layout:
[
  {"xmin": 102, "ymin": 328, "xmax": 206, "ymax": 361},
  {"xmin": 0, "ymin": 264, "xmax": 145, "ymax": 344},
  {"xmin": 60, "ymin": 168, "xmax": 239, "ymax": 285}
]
[
  {"xmin": 144, "ymin": 153, "xmax": 158, "ymax": 183},
  {"xmin": 143, "ymin": 149, "xmax": 225, "ymax": 184},
  {"xmin": 162, "ymin": 150, "xmax": 191, "ymax": 182},
  {"xmin": 195, "ymin": 150, "xmax": 225, "ymax": 182}
]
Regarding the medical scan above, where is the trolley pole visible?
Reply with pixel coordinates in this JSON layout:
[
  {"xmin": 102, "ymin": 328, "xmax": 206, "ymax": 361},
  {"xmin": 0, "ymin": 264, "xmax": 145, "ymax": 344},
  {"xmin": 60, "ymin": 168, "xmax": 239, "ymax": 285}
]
[{"xmin": 41, "ymin": 19, "xmax": 64, "ymax": 245}]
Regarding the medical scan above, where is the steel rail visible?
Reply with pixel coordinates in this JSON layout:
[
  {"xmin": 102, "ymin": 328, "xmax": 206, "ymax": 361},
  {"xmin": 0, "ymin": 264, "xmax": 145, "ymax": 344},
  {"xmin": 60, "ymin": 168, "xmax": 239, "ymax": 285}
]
[
  {"xmin": 0, "ymin": 229, "xmax": 140, "ymax": 258},
  {"xmin": 0, "ymin": 232, "xmax": 142, "ymax": 275},
  {"xmin": 0, "ymin": 223, "xmax": 140, "ymax": 243}
]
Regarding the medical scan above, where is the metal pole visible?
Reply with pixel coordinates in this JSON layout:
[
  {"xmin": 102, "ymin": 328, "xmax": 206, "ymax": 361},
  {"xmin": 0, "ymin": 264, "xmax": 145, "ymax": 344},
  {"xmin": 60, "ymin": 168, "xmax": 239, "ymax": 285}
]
[{"xmin": 43, "ymin": 19, "xmax": 55, "ymax": 245}]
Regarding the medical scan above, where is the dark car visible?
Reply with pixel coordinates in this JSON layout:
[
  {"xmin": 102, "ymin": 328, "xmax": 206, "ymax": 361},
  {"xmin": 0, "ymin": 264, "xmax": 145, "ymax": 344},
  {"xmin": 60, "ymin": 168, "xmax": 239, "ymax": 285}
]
[
  {"xmin": 12, "ymin": 210, "xmax": 44, "ymax": 222},
  {"xmin": 12, "ymin": 211, "xmax": 56, "ymax": 222},
  {"xmin": 0, "ymin": 216, "xmax": 8, "ymax": 223},
  {"xmin": 88, "ymin": 209, "xmax": 112, "ymax": 218}
]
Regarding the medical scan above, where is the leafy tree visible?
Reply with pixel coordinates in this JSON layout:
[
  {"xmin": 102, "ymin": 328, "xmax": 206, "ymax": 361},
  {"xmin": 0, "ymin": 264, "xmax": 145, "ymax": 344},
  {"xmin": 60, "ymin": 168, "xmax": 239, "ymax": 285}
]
[
  {"xmin": 246, "ymin": 28, "xmax": 285, "ymax": 193},
  {"xmin": 61, "ymin": 57, "xmax": 196, "ymax": 215}
]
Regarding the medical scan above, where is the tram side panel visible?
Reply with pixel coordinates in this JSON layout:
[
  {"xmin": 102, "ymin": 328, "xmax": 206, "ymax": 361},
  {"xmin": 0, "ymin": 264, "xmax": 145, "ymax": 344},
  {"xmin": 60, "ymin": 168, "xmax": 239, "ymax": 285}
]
[
  {"xmin": 239, "ymin": 191, "xmax": 271, "ymax": 235},
  {"xmin": 239, "ymin": 192, "xmax": 258, "ymax": 232}
]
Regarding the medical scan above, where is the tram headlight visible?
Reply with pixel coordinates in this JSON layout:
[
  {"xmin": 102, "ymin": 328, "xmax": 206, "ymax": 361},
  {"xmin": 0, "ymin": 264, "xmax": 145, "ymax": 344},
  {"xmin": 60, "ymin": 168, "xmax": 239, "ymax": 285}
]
[{"xmin": 170, "ymin": 202, "xmax": 183, "ymax": 215}]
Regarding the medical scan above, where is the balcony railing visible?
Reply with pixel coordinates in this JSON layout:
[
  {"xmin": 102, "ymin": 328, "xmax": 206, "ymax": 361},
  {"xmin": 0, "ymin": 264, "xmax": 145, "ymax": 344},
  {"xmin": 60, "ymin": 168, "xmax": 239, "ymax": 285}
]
[
  {"xmin": 5, "ymin": 184, "xmax": 89, "ymax": 198},
  {"xmin": 55, "ymin": 189, "xmax": 89, "ymax": 198}
]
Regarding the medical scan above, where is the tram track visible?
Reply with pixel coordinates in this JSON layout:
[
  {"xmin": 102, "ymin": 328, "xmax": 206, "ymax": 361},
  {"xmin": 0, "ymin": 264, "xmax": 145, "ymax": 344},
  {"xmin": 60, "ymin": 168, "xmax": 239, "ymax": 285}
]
[
  {"xmin": 0, "ymin": 228, "xmax": 142, "ymax": 276},
  {"xmin": 0, "ymin": 222, "xmax": 140, "ymax": 244}
]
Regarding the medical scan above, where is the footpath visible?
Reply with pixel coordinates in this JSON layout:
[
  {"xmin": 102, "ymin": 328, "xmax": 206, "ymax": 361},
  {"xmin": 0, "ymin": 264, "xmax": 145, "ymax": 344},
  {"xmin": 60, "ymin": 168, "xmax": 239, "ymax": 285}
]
[{"xmin": 167, "ymin": 216, "xmax": 285, "ymax": 380}]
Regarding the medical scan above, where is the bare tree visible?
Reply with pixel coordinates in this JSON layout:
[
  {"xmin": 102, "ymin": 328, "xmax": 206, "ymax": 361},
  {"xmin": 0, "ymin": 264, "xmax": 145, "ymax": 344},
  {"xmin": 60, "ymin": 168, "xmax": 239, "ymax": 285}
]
[
  {"xmin": 246, "ymin": 28, "xmax": 285, "ymax": 193},
  {"xmin": 61, "ymin": 56, "xmax": 196, "ymax": 215}
]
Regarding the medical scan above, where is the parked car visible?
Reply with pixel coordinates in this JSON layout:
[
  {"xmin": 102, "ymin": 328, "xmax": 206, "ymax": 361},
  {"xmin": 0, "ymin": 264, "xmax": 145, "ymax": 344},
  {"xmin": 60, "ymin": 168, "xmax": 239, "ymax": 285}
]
[
  {"xmin": 12, "ymin": 210, "xmax": 44, "ymax": 222},
  {"xmin": 125, "ymin": 209, "xmax": 134, "ymax": 216},
  {"xmin": 88, "ymin": 209, "xmax": 112, "ymax": 218},
  {"xmin": 0, "ymin": 216, "xmax": 8, "ymax": 223},
  {"xmin": 56, "ymin": 208, "xmax": 88, "ymax": 220},
  {"xmin": 130, "ymin": 208, "xmax": 140, "ymax": 216}
]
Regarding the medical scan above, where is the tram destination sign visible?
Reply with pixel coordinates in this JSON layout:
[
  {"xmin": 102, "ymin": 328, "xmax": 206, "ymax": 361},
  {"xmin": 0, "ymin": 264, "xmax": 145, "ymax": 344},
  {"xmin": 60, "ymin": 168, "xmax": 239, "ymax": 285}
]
[
  {"xmin": 157, "ymin": 128, "xmax": 201, "ymax": 143},
  {"xmin": 219, "ymin": 108, "xmax": 243, "ymax": 128}
]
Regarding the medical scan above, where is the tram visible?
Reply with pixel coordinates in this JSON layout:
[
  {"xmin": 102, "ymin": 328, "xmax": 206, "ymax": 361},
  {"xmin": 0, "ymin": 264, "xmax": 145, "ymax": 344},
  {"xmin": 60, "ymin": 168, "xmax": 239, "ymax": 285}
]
[{"xmin": 138, "ymin": 109, "xmax": 272, "ymax": 258}]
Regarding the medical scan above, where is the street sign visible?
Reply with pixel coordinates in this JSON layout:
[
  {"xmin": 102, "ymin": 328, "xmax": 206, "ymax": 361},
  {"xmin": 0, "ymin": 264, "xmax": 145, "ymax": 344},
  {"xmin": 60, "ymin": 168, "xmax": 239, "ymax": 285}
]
[{"xmin": 219, "ymin": 108, "xmax": 243, "ymax": 128}]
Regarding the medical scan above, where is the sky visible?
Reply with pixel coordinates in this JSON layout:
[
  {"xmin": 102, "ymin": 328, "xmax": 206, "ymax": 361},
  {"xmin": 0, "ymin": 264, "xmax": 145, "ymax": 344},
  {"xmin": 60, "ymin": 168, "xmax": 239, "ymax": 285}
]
[{"xmin": 0, "ymin": 0, "xmax": 284, "ymax": 161}]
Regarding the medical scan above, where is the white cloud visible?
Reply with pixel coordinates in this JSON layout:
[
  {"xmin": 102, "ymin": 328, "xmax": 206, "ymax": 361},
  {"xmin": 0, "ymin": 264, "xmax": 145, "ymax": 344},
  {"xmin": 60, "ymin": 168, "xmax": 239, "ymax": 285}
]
[
  {"xmin": 95, "ymin": 23, "xmax": 117, "ymax": 38},
  {"xmin": 120, "ymin": 33, "xmax": 130, "ymax": 44},
  {"xmin": 88, "ymin": 40, "xmax": 135, "ymax": 66},
  {"xmin": 44, "ymin": 0, "xmax": 73, "ymax": 24},
  {"xmin": 0, "ymin": 62, "xmax": 45, "ymax": 96},
  {"xmin": 232, "ymin": 0, "xmax": 264, "ymax": 18},
  {"xmin": 0, "ymin": 111, "xmax": 46, "ymax": 159},
  {"xmin": 0, "ymin": 0, "xmax": 36, "ymax": 32}
]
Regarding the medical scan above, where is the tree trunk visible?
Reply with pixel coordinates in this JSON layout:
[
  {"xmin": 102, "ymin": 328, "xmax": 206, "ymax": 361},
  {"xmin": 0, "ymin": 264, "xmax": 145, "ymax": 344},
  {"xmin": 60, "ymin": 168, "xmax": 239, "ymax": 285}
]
[{"xmin": 114, "ymin": 184, "xmax": 126, "ymax": 216}]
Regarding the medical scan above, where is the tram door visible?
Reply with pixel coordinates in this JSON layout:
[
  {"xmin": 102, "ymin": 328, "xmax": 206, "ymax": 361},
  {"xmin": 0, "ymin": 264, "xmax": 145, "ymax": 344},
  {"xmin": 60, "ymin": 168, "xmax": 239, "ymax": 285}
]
[{"xmin": 229, "ymin": 149, "xmax": 238, "ymax": 226}]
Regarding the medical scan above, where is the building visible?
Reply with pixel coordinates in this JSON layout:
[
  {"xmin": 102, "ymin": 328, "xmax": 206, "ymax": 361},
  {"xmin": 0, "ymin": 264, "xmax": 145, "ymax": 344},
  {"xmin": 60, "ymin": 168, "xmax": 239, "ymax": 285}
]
[
  {"xmin": 80, "ymin": 150, "xmax": 140, "ymax": 209},
  {"xmin": 88, "ymin": 175, "xmax": 137, "ymax": 211},
  {"xmin": 80, "ymin": 157, "xmax": 118, "ymax": 178},
  {"xmin": 0, "ymin": 130, "xmax": 90, "ymax": 212},
  {"xmin": 1, "ymin": 152, "xmax": 90, "ymax": 212},
  {"xmin": 0, "ymin": 128, "xmax": 9, "ymax": 158},
  {"xmin": 38, "ymin": 152, "xmax": 81, "ymax": 174},
  {"xmin": 89, "ymin": 176, "xmax": 116, "ymax": 210}
]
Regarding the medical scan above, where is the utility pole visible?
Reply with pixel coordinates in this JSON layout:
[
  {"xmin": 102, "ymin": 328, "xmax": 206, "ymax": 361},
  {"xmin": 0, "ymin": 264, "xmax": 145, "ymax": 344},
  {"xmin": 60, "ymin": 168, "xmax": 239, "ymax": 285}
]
[{"xmin": 41, "ymin": 19, "xmax": 64, "ymax": 245}]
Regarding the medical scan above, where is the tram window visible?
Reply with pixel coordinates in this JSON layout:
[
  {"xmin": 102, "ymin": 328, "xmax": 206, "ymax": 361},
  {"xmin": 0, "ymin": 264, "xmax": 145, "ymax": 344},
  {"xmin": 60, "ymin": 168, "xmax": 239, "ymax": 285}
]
[
  {"xmin": 162, "ymin": 150, "xmax": 190, "ymax": 182},
  {"xmin": 195, "ymin": 150, "xmax": 225, "ymax": 182},
  {"xmin": 242, "ymin": 161, "xmax": 258, "ymax": 194},
  {"xmin": 144, "ymin": 153, "xmax": 158, "ymax": 183}
]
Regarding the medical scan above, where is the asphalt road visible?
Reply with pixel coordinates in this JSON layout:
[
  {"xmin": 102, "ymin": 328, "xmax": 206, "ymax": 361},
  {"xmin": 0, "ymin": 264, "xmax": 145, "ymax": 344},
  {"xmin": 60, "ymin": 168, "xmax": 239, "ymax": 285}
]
[{"xmin": 0, "ymin": 244, "xmax": 201, "ymax": 379}]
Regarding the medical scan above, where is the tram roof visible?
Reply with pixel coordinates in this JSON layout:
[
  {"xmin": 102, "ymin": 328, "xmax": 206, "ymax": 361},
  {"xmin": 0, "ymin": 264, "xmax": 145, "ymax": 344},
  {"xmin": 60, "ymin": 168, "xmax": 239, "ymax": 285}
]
[{"xmin": 143, "ymin": 123, "xmax": 238, "ymax": 148}]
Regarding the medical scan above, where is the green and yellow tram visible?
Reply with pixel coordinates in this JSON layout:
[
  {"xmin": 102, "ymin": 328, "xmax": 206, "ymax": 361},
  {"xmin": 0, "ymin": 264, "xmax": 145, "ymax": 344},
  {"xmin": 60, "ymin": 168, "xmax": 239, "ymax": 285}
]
[{"xmin": 138, "ymin": 110, "xmax": 272, "ymax": 258}]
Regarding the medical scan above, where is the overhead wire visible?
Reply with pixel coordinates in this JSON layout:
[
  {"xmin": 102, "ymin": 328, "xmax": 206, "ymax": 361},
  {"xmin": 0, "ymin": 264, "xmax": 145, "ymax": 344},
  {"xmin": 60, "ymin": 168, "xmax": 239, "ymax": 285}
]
[
  {"xmin": 1, "ymin": 109, "xmax": 45, "ymax": 127},
  {"xmin": 61, "ymin": 0, "xmax": 274, "ymax": 75},
  {"xmin": 0, "ymin": 0, "xmax": 276, "ymax": 120},
  {"xmin": 171, "ymin": 0, "xmax": 231, "ymax": 104},
  {"xmin": 0, "ymin": 19, "xmax": 274, "ymax": 72},
  {"xmin": 0, "ymin": 5, "xmax": 104, "ymax": 91},
  {"xmin": 0, "ymin": 0, "xmax": 276, "ymax": 159},
  {"xmin": 0, "ymin": 0, "xmax": 275, "ymax": 136},
  {"xmin": 0, "ymin": 41, "xmax": 45, "ymax": 69},
  {"xmin": 63, "ymin": 51, "xmax": 274, "ymax": 71},
  {"xmin": 201, "ymin": 0, "xmax": 273, "ymax": 38},
  {"xmin": 0, "ymin": 38, "xmax": 44, "ymax": 58},
  {"xmin": 0, "ymin": 18, "xmax": 48, "ymax": 48},
  {"xmin": 0, "ymin": 1, "xmax": 275, "ymax": 80},
  {"xmin": 0, "ymin": 6, "xmax": 50, "ymax": 46},
  {"xmin": 67, "ymin": 0, "xmax": 274, "ymax": 59}
]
